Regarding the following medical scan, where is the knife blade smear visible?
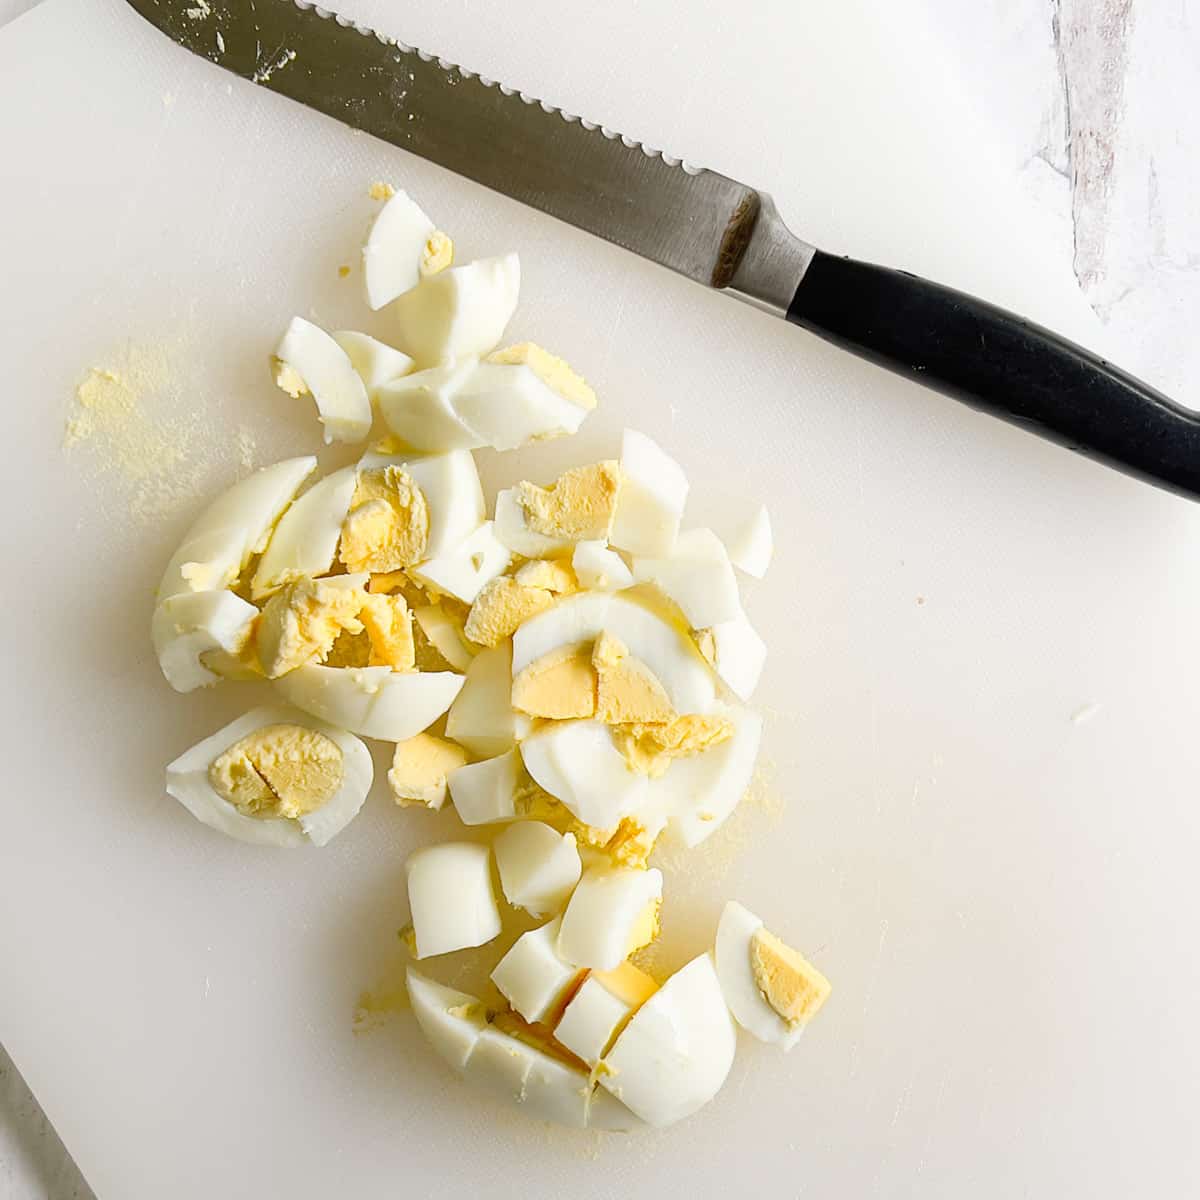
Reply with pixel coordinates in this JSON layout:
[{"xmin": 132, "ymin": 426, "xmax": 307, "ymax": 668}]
[{"xmin": 124, "ymin": 0, "xmax": 815, "ymax": 313}]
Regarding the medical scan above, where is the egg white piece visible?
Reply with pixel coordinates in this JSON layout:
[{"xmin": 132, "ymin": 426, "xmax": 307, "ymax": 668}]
[
  {"xmin": 362, "ymin": 188, "xmax": 438, "ymax": 310},
  {"xmin": 275, "ymin": 664, "xmax": 463, "ymax": 741},
  {"xmin": 512, "ymin": 592, "xmax": 715, "ymax": 715},
  {"xmin": 151, "ymin": 589, "xmax": 259, "ymax": 693},
  {"xmin": 390, "ymin": 253, "xmax": 520, "ymax": 366},
  {"xmin": 491, "ymin": 487, "xmax": 578, "ymax": 559},
  {"xmin": 555, "ymin": 962, "xmax": 658, "ymax": 1067},
  {"xmin": 447, "ymin": 750, "xmax": 520, "ymax": 826},
  {"xmin": 609, "ymin": 429, "xmax": 689, "ymax": 558},
  {"xmin": 157, "ymin": 456, "xmax": 317, "ymax": 601},
  {"xmin": 331, "ymin": 330, "xmax": 414, "ymax": 394},
  {"xmin": 600, "ymin": 953, "xmax": 736, "ymax": 1128},
  {"xmin": 713, "ymin": 901, "xmax": 806, "ymax": 1050},
  {"xmin": 250, "ymin": 466, "xmax": 358, "ymax": 599},
  {"xmin": 360, "ymin": 449, "xmax": 486, "ymax": 561},
  {"xmin": 651, "ymin": 703, "xmax": 763, "ymax": 847},
  {"xmin": 408, "ymin": 520, "xmax": 511, "ymax": 605},
  {"xmin": 376, "ymin": 360, "xmax": 484, "ymax": 452},
  {"xmin": 493, "ymin": 821, "xmax": 581, "ymax": 917},
  {"xmin": 406, "ymin": 841, "xmax": 502, "ymax": 958},
  {"xmin": 571, "ymin": 540, "xmax": 634, "ymax": 591},
  {"xmin": 726, "ymin": 504, "xmax": 773, "ymax": 579},
  {"xmin": 412, "ymin": 605, "xmax": 475, "ymax": 672},
  {"xmin": 491, "ymin": 916, "xmax": 584, "ymax": 1023},
  {"xmin": 274, "ymin": 317, "xmax": 372, "ymax": 444},
  {"xmin": 557, "ymin": 865, "xmax": 663, "ymax": 971},
  {"xmin": 445, "ymin": 642, "xmax": 529, "ymax": 758},
  {"xmin": 707, "ymin": 610, "xmax": 767, "ymax": 702},
  {"xmin": 632, "ymin": 527, "xmax": 742, "ymax": 630},
  {"xmin": 165, "ymin": 705, "xmax": 373, "ymax": 847},
  {"xmin": 406, "ymin": 969, "xmax": 488, "ymax": 1071},
  {"xmin": 452, "ymin": 362, "xmax": 591, "ymax": 450},
  {"xmin": 520, "ymin": 721, "xmax": 647, "ymax": 830}
]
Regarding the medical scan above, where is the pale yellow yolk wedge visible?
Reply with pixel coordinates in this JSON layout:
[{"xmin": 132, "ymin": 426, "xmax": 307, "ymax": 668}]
[
  {"xmin": 487, "ymin": 342, "xmax": 597, "ymax": 410},
  {"xmin": 340, "ymin": 466, "xmax": 429, "ymax": 574},
  {"xmin": 463, "ymin": 576, "xmax": 556, "ymax": 647},
  {"xmin": 359, "ymin": 592, "xmax": 416, "ymax": 670},
  {"xmin": 420, "ymin": 231, "xmax": 454, "ymax": 277},
  {"xmin": 563, "ymin": 815, "xmax": 658, "ymax": 870},
  {"xmin": 513, "ymin": 777, "xmax": 564, "ymax": 823},
  {"xmin": 515, "ymin": 461, "xmax": 620, "ymax": 541},
  {"xmin": 613, "ymin": 713, "xmax": 735, "ymax": 778},
  {"xmin": 749, "ymin": 927, "xmax": 832, "ymax": 1029},
  {"xmin": 592, "ymin": 631, "xmax": 674, "ymax": 725},
  {"xmin": 514, "ymin": 558, "xmax": 578, "ymax": 594},
  {"xmin": 388, "ymin": 731, "xmax": 468, "ymax": 808},
  {"xmin": 209, "ymin": 723, "xmax": 344, "ymax": 819},
  {"xmin": 625, "ymin": 897, "xmax": 662, "ymax": 956},
  {"xmin": 256, "ymin": 577, "xmax": 365, "ymax": 678},
  {"xmin": 511, "ymin": 642, "xmax": 597, "ymax": 719}
]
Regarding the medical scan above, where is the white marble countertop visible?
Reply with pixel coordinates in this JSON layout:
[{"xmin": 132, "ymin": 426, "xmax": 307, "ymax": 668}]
[{"xmin": 1, "ymin": 1, "xmax": 1195, "ymax": 1196}]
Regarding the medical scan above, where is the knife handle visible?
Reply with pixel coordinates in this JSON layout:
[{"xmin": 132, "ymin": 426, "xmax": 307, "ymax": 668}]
[{"xmin": 785, "ymin": 249, "xmax": 1200, "ymax": 500}]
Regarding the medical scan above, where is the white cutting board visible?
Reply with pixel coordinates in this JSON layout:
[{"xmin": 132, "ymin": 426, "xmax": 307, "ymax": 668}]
[{"xmin": 3, "ymin": 0, "xmax": 1199, "ymax": 1196}]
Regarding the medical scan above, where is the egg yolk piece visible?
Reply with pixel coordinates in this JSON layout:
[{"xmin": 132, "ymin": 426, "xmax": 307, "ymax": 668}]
[
  {"xmin": 486, "ymin": 342, "xmax": 597, "ymax": 410},
  {"xmin": 208, "ymin": 724, "xmax": 344, "ymax": 820},
  {"xmin": 612, "ymin": 713, "xmax": 735, "ymax": 778},
  {"xmin": 358, "ymin": 592, "xmax": 416, "ymax": 670},
  {"xmin": 511, "ymin": 642, "xmax": 597, "ymax": 719},
  {"xmin": 593, "ymin": 631, "xmax": 674, "ymax": 724},
  {"xmin": 514, "ymin": 461, "xmax": 620, "ymax": 541},
  {"xmin": 463, "ymin": 576, "xmax": 556, "ymax": 647},
  {"xmin": 339, "ymin": 466, "xmax": 430, "ymax": 574},
  {"xmin": 749, "ymin": 927, "xmax": 832, "ymax": 1029},
  {"xmin": 256, "ymin": 576, "xmax": 366, "ymax": 678}
]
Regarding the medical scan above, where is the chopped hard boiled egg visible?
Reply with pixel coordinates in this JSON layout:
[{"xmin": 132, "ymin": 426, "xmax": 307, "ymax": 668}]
[
  {"xmin": 714, "ymin": 901, "xmax": 831, "ymax": 1049},
  {"xmin": 490, "ymin": 916, "xmax": 585, "ymax": 1024},
  {"xmin": 593, "ymin": 631, "xmax": 675, "ymax": 724},
  {"xmin": 251, "ymin": 466, "xmax": 357, "ymax": 599},
  {"xmin": 362, "ymin": 187, "xmax": 450, "ymax": 310},
  {"xmin": 726, "ymin": 504, "xmax": 773, "ymax": 579},
  {"xmin": 376, "ymin": 360, "xmax": 485, "ymax": 452},
  {"xmin": 493, "ymin": 821, "xmax": 582, "ymax": 917},
  {"xmin": 405, "ymin": 841, "xmax": 502, "ymax": 958},
  {"xmin": 600, "ymin": 953, "xmax": 735, "ymax": 1127},
  {"xmin": 445, "ymin": 642, "xmax": 529, "ymax": 758},
  {"xmin": 572, "ymin": 540, "xmax": 634, "ymax": 591},
  {"xmin": 406, "ymin": 520, "xmax": 511, "ymax": 605},
  {"xmin": 632, "ymin": 527, "xmax": 742, "ymax": 630},
  {"xmin": 554, "ymin": 961, "xmax": 658, "ymax": 1067},
  {"xmin": 412, "ymin": 604, "xmax": 475, "ymax": 672},
  {"xmin": 157, "ymin": 456, "xmax": 316, "ymax": 601},
  {"xmin": 512, "ymin": 642, "xmax": 597, "ymax": 720},
  {"xmin": 273, "ymin": 316, "xmax": 372, "ymax": 444},
  {"xmin": 556, "ymin": 864, "xmax": 663, "ymax": 970},
  {"xmin": 255, "ymin": 574, "xmax": 368, "ymax": 679},
  {"xmin": 704, "ymin": 609, "xmax": 767, "ymax": 701},
  {"xmin": 165, "ymin": 705, "xmax": 372, "ymax": 847},
  {"xmin": 388, "ymin": 732, "xmax": 468, "ymax": 809},
  {"xmin": 151, "ymin": 589, "xmax": 258, "ymax": 693},
  {"xmin": 446, "ymin": 749, "xmax": 521, "ymax": 826},
  {"xmin": 609, "ymin": 429, "xmax": 689, "ymax": 557},
  {"xmin": 274, "ymin": 663, "xmax": 464, "ymax": 741},
  {"xmin": 516, "ymin": 461, "xmax": 621, "ymax": 541},
  {"xmin": 389, "ymin": 252, "xmax": 520, "ymax": 366},
  {"xmin": 406, "ymin": 970, "xmax": 489, "ymax": 1072},
  {"xmin": 463, "ymin": 576, "xmax": 556, "ymax": 648},
  {"xmin": 340, "ymin": 464, "xmax": 430, "ymax": 574},
  {"xmin": 331, "ymin": 330, "xmax": 414, "ymax": 394}
]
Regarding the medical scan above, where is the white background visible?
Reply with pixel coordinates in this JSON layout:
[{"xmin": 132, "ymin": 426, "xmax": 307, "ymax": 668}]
[{"xmin": 1, "ymin": 1, "xmax": 1197, "ymax": 1197}]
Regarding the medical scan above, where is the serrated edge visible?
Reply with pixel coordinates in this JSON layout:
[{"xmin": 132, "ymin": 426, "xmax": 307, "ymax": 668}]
[{"xmin": 290, "ymin": 0, "xmax": 705, "ymax": 174}]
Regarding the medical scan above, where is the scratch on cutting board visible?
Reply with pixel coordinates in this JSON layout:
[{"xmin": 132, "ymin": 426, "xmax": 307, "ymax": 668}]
[{"xmin": 1071, "ymin": 701, "xmax": 1101, "ymax": 725}]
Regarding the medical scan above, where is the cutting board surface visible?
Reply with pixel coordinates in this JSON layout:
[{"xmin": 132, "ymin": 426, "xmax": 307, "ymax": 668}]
[{"xmin": 2, "ymin": 1, "xmax": 1199, "ymax": 1197}]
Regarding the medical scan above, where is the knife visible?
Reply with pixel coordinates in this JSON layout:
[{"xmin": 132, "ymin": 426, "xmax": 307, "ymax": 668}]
[{"xmin": 125, "ymin": 0, "xmax": 1200, "ymax": 501}]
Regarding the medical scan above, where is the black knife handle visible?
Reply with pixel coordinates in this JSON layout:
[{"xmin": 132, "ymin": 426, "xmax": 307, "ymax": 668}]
[{"xmin": 786, "ymin": 249, "xmax": 1200, "ymax": 500}]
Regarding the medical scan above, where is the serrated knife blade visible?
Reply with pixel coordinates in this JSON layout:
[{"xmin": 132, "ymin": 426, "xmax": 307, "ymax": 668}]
[{"xmin": 125, "ymin": 0, "xmax": 1200, "ymax": 501}]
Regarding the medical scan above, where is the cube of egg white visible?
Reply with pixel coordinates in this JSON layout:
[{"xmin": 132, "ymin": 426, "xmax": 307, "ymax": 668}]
[
  {"xmin": 554, "ymin": 961, "xmax": 658, "ymax": 1067},
  {"xmin": 331, "ymin": 330, "xmax": 414, "ymax": 393},
  {"xmin": 609, "ymin": 429, "xmax": 689, "ymax": 558},
  {"xmin": 445, "ymin": 643, "xmax": 529, "ymax": 758},
  {"xmin": 725, "ymin": 504, "xmax": 773, "ymax": 579},
  {"xmin": 273, "ymin": 317, "xmax": 372, "ymax": 444},
  {"xmin": 557, "ymin": 865, "xmax": 663, "ymax": 970},
  {"xmin": 408, "ymin": 520, "xmax": 512, "ymax": 605},
  {"xmin": 571, "ymin": 540, "xmax": 634, "ymax": 591},
  {"xmin": 446, "ymin": 750, "xmax": 521, "ymax": 826},
  {"xmin": 493, "ymin": 821, "xmax": 582, "ymax": 918},
  {"xmin": 631, "ymin": 527, "xmax": 742, "ymax": 630},
  {"xmin": 490, "ymin": 916, "xmax": 585, "ymax": 1024},
  {"xmin": 405, "ymin": 842, "xmax": 502, "ymax": 958}
]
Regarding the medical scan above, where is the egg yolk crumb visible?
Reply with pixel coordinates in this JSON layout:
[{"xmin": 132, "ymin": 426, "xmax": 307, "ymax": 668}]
[
  {"xmin": 463, "ymin": 576, "xmax": 556, "ymax": 647},
  {"xmin": 421, "ymin": 231, "xmax": 454, "ymax": 277},
  {"xmin": 256, "ymin": 577, "xmax": 366, "ymax": 678},
  {"xmin": 511, "ymin": 642, "xmax": 597, "ymax": 719},
  {"xmin": 749, "ymin": 927, "xmax": 832, "ymax": 1029},
  {"xmin": 487, "ymin": 343, "xmax": 597, "ymax": 411},
  {"xmin": 613, "ymin": 713, "xmax": 735, "ymax": 778},
  {"xmin": 515, "ymin": 461, "xmax": 620, "ymax": 541},
  {"xmin": 340, "ymin": 466, "xmax": 429, "ymax": 574},
  {"xmin": 271, "ymin": 359, "xmax": 308, "ymax": 399},
  {"xmin": 359, "ymin": 592, "xmax": 416, "ymax": 670},
  {"xmin": 209, "ymin": 723, "xmax": 343, "ymax": 819},
  {"xmin": 593, "ymin": 631, "xmax": 674, "ymax": 725},
  {"xmin": 388, "ymin": 731, "xmax": 468, "ymax": 808}
]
